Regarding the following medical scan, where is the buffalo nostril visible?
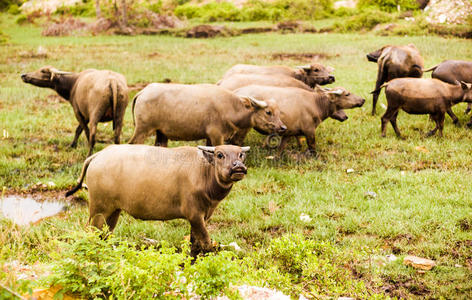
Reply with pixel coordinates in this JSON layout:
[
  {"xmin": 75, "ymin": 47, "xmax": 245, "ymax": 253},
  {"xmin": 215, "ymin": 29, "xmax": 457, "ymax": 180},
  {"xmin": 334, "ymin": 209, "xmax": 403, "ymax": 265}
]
[{"xmin": 21, "ymin": 74, "xmax": 26, "ymax": 79}]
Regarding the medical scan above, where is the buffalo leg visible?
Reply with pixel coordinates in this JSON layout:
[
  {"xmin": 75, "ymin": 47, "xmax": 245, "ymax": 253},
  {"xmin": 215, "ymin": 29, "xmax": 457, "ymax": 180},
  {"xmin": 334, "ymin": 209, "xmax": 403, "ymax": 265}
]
[
  {"xmin": 372, "ymin": 65, "xmax": 388, "ymax": 115},
  {"xmin": 113, "ymin": 101, "xmax": 127, "ymax": 144},
  {"xmin": 128, "ymin": 126, "xmax": 148, "ymax": 144},
  {"xmin": 427, "ymin": 113, "xmax": 445, "ymax": 137},
  {"xmin": 106, "ymin": 209, "xmax": 122, "ymax": 231},
  {"xmin": 304, "ymin": 131, "xmax": 317, "ymax": 154},
  {"xmin": 276, "ymin": 136, "xmax": 290, "ymax": 153},
  {"xmin": 446, "ymin": 107, "xmax": 459, "ymax": 125},
  {"xmin": 207, "ymin": 130, "xmax": 224, "ymax": 146},
  {"xmin": 189, "ymin": 217, "xmax": 212, "ymax": 256},
  {"xmin": 381, "ymin": 106, "xmax": 400, "ymax": 137},
  {"xmin": 465, "ymin": 103, "xmax": 471, "ymax": 114},
  {"xmin": 229, "ymin": 129, "xmax": 249, "ymax": 146},
  {"xmin": 154, "ymin": 130, "xmax": 168, "ymax": 147},
  {"xmin": 87, "ymin": 120, "xmax": 99, "ymax": 157},
  {"xmin": 70, "ymin": 125, "xmax": 83, "ymax": 148},
  {"xmin": 390, "ymin": 111, "xmax": 402, "ymax": 137},
  {"xmin": 467, "ymin": 116, "xmax": 472, "ymax": 128}
]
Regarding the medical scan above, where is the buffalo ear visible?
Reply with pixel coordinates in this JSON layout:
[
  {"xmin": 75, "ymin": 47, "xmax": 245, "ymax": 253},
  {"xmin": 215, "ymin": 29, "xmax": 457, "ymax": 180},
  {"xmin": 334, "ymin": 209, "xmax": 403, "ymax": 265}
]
[
  {"xmin": 460, "ymin": 81, "xmax": 472, "ymax": 90},
  {"xmin": 198, "ymin": 146, "xmax": 215, "ymax": 165}
]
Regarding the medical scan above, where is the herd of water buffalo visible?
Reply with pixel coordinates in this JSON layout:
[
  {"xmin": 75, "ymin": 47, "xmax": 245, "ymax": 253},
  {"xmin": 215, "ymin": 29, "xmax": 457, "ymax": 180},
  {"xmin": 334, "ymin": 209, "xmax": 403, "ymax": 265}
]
[{"xmin": 20, "ymin": 44, "xmax": 472, "ymax": 254}]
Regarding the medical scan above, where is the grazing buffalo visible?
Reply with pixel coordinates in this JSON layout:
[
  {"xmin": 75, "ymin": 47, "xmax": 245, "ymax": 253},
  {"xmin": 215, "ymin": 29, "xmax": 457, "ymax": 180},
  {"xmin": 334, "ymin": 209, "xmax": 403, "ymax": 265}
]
[
  {"xmin": 21, "ymin": 66, "xmax": 128, "ymax": 156},
  {"xmin": 66, "ymin": 144, "xmax": 249, "ymax": 256},
  {"xmin": 128, "ymin": 83, "xmax": 286, "ymax": 146},
  {"xmin": 219, "ymin": 63, "xmax": 335, "ymax": 87},
  {"xmin": 367, "ymin": 44, "xmax": 424, "ymax": 115},
  {"xmin": 233, "ymin": 85, "xmax": 365, "ymax": 152},
  {"xmin": 377, "ymin": 79, "xmax": 472, "ymax": 138},
  {"xmin": 217, "ymin": 73, "xmax": 313, "ymax": 91},
  {"xmin": 424, "ymin": 60, "xmax": 472, "ymax": 125}
]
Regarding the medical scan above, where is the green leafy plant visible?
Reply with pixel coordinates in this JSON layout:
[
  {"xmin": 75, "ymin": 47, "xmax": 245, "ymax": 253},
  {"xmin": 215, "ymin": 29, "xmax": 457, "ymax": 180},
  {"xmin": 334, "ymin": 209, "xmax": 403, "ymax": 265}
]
[
  {"xmin": 332, "ymin": 8, "xmax": 394, "ymax": 32},
  {"xmin": 357, "ymin": 0, "xmax": 420, "ymax": 12}
]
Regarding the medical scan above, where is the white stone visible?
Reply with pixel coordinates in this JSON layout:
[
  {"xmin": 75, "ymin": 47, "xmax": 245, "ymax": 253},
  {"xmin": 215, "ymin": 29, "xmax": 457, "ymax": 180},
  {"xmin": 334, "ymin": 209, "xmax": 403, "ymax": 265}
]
[{"xmin": 299, "ymin": 213, "xmax": 312, "ymax": 222}]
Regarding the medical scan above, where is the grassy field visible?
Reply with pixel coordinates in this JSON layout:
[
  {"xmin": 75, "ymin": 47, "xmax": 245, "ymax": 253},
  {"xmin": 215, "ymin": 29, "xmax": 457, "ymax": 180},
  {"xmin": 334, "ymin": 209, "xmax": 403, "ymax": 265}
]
[{"xmin": 1, "ymin": 14, "xmax": 472, "ymax": 298}]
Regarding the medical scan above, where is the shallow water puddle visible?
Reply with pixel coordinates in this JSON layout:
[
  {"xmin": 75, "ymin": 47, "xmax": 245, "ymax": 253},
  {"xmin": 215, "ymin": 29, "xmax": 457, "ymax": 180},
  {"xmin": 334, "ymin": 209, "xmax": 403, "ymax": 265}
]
[{"xmin": 0, "ymin": 196, "xmax": 65, "ymax": 226}]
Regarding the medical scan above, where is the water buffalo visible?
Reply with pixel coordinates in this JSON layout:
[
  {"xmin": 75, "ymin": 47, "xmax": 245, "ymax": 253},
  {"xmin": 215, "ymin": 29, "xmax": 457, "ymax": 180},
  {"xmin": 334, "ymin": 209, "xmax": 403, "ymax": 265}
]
[
  {"xmin": 219, "ymin": 63, "xmax": 335, "ymax": 87},
  {"xmin": 217, "ymin": 73, "xmax": 313, "ymax": 91},
  {"xmin": 424, "ymin": 60, "xmax": 472, "ymax": 125},
  {"xmin": 377, "ymin": 79, "xmax": 472, "ymax": 138},
  {"xmin": 65, "ymin": 144, "xmax": 249, "ymax": 256},
  {"xmin": 233, "ymin": 85, "xmax": 365, "ymax": 152},
  {"xmin": 367, "ymin": 44, "xmax": 424, "ymax": 115},
  {"xmin": 128, "ymin": 83, "xmax": 286, "ymax": 146},
  {"xmin": 21, "ymin": 66, "xmax": 128, "ymax": 156}
]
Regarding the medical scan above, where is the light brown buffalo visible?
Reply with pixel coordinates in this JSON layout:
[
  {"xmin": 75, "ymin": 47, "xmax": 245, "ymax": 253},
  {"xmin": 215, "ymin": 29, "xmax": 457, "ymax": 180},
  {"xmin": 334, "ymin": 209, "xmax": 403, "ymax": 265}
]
[
  {"xmin": 21, "ymin": 66, "xmax": 128, "ymax": 156},
  {"xmin": 128, "ymin": 83, "xmax": 286, "ymax": 146},
  {"xmin": 217, "ymin": 73, "xmax": 313, "ymax": 91},
  {"xmin": 233, "ymin": 85, "xmax": 365, "ymax": 152},
  {"xmin": 424, "ymin": 60, "xmax": 472, "ymax": 125},
  {"xmin": 378, "ymin": 79, "xmax": 472, "ymax": 138},
  {"xmin": 367, "ymin": 44, "xmax": 424, "ymax": 115},
  {"xmin": 219, "ymin": 63, "xmax": 335, "ymax": 87},
  {"xmin": 65, "ymin": 144, "xmax": 249, "ymax": 256}
]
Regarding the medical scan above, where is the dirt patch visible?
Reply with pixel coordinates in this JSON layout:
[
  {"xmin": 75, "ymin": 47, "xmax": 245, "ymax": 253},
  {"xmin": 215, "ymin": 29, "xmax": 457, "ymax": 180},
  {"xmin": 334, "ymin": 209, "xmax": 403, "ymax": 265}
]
[
  {"xmin": 270, "ymin": 52, "xmax": 335, "ymax": 62},
  {"xmin": 42, "ymin": 17, "xmax": 88, "ymax": 36},
  {"xmin": 186, "ymin": 24, "xmax": 235, "ymax": 38},
  {"xmin": 128, "ymin": 79, "xmax": 171, "ymax": 92}
]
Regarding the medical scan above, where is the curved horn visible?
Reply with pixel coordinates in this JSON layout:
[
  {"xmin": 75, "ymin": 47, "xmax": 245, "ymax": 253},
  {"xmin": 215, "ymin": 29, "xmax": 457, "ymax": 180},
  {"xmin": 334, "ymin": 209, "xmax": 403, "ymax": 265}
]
[
  {"xmin": 241, "ymin": 96, "xmax": 268, "ymax": 108},
  {"xmin": 326, "ymin": 88, "xmax": 343, "ymax": 95},
  {"xmin": 248, "ymin": 96, "xmax": 267, "ymax": 108},
  {"xmin": 240, "ymin": 146, "xmax": 250, "ymax": 152},
  {"xmin": 198, "ymin": 146, "xmax": 215, "ymax": 153},
  {"xmin": 50, "ymin": 68, "xmax": 72, "ymax": 75},
  {"xmin": 295, "ymin": 65, "xmax": 311, "ymax": 69}
]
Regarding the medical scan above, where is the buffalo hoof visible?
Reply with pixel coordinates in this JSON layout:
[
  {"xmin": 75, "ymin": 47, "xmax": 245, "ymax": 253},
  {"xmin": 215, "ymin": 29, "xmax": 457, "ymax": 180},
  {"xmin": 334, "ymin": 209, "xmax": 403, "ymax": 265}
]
[
  {"xmin": 465, "ymin": 108, "xmax": 471, "ymax": 114},
  {"xmin": 425, "ymin": 131, "xmax": 436, "ymax": 137},
  {"xmin": 467, "ymin": 122, "xmax": 472, "ymax": 128},
  {"xmin": 69, "ymin": 142, "xmax": 77, "ymax": 148}
]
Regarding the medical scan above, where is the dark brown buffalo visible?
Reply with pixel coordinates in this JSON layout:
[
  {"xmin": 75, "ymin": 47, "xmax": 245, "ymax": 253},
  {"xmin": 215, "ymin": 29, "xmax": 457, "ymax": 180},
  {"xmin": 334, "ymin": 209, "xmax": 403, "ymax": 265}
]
[
  {"xmin": 378, "ymin": 78, "xmax": 472, "ymax": 138},
  {"xmin": 367, "ymin": 44, "xmax": 424, "ymax": 115},
  {"xmin": 21, "ymin": 66, "xmax": 128, "ymax": 156},
  {"xmin": 66, "ymin": 144, "xmax": 249, "ymax": 256},
  {"xmin": 424, "ymin": 60, "xmax": 472, "ymax": 125}
]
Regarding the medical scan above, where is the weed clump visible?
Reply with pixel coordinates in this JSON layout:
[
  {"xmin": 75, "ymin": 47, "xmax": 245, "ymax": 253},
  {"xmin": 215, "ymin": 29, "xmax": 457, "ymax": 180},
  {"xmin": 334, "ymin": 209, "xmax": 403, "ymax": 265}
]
[{"xmin": 332, "ymin": 9, "xmax": 394, "ymax": 32}]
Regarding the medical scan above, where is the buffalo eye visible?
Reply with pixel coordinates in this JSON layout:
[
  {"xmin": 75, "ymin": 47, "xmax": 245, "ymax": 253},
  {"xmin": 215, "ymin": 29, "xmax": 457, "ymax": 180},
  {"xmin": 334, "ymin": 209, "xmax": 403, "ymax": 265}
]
[
  {"xmin": 314, "ymin": 68, "xmax": 319, "ymax": 72},
  {"xmin": 345, "ymin": 93, "xmax": 350, "ymax": 96},
  {"xmin": 238, "ymin": 152, "xmax": 245, "ymax": 159},
  {"xmin": 216, "ymin": 152, "xmax": 224, "ymax": 159},
  {"xmin": 266, "ymin": 110, "xmax": 272, "ymax": 116}
]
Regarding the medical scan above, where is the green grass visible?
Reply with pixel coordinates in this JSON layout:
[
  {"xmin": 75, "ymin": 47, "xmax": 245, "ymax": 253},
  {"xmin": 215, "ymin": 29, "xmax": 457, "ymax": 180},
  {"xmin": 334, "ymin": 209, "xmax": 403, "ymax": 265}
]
[{"xmin": 1, "ymin": 14, "xmax": 472, "ymax": 298}]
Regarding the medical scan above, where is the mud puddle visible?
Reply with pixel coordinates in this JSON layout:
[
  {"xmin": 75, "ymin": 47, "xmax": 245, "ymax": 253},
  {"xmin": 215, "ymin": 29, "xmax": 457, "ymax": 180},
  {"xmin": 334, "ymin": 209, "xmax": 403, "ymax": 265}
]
[{"xmin": 0, "ymin": 196, "xmax": 66, "ymax": 226}]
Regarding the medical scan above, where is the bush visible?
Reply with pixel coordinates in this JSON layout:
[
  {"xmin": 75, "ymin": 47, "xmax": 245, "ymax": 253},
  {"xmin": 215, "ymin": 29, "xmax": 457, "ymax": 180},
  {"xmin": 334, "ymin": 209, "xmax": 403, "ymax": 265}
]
[
  {"xmin": 357, "ymin": 0, "xmax": 420, "ymax": 12},
  {"xmin": 56, "ymin": 0, "xmax": 95, "ymax": 17},
  {"xmin": 175, "ymin": 2, "xmax": 241, "ymax": 22},
  {"xmin": 7, "ymin": 3, "xmax": 20, "ymax": 14},
  {"xmin": 45, "ymin": 230, "xmax": 241, "ymax": 299},
  {"xmin": 0, "ymin": 0, "xmax": 20, "ymax": 11},
  {"xmin": 332, "ymin": 9, "xmax": 394, "ymax": 32},
  {"xmin": 174, "ymin": 0, "xmax": 333, "ymax": 22}
]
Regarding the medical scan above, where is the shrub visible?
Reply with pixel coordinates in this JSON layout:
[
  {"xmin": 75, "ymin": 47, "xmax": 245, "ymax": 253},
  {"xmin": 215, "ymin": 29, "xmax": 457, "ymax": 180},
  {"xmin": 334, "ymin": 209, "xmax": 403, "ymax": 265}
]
[
  {"xmin": 56, "ymin": 0, "xmax": 96, "ymax": 17},
  {"xmin": 7, "ymin": 3, "xmax": 20, "ymax": 14},
  {"xmin": 175, "ymin": 2, "xmax": 241, "ymax": 22},
  {"xmin": 0, "ymin": 0, "xmax": 20, "ymax": 11},
  {"xmin": 332, "ymin": 9, "xmax": 394, "ymax": 32},
  {"xmin": 174, "ymin": 0, "xmax": 333, "ymax": 22},
  {"xmin": 45, "ymin": 230, "xmax": 241, "ymax": 299},
  {"xmin": 357, "ymin": 0, "xmax": 420, "ymax": 12}
]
